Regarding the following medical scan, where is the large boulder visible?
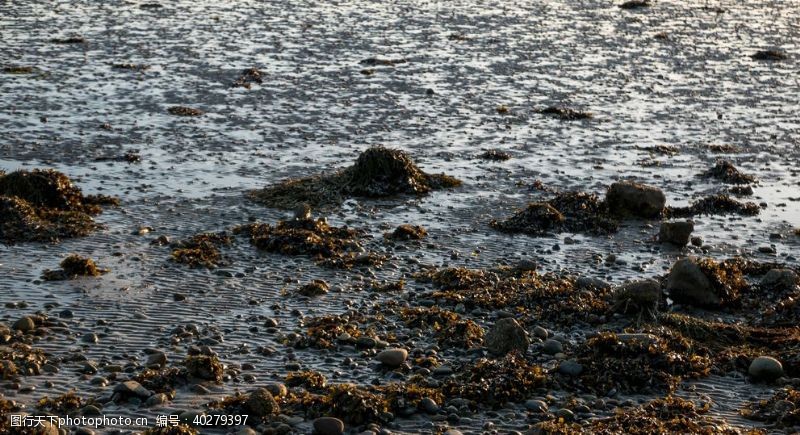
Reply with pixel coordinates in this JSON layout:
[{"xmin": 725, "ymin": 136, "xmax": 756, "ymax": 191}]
[
  {"xmin": 605, "ymin": 181, "xmax": 666, "ymax": 218},
  {"xmin": 666, "ymin": 258, "xmax": 720, "ymax": 307},
  {"xmin": 484, "ymin": 318, "xmax": 530, "ymax": 356}
]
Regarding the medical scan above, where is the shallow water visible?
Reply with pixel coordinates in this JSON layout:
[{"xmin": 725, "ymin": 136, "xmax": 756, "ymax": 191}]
[{"xmin": 1, "ymin": 0, "xmax": 799, "ymax": 434}]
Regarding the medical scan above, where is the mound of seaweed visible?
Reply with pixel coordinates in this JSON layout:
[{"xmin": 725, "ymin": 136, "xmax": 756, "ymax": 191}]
[
  {"xmin": 400, "ymin": 307, "xmax": 484, "ymax": 348},
  {"xmin": 741, "ymin": 387, "xmax": 800, "ymax": 428},
  {"xmin": 442, "ymin": 352, "xmax": 547, "ymax": 408},
  {"xmin": 666, "ymin": 195, "xmax": 759, "ymax": 218},
  {"xmin": 703, "ymin": 160, "xmax": 756, "ymax": 184},
  {"xmin": 248, "ymin": 146, "xmax": 461, "ymax": 209},
  {"xmin": 570, "ymin": 331, "xmax": 711, "ymax": 394},
  {"xmin": 42, "ymin": 254, "xmax": 108, "ymax": 281},
  {"xmin": 234, "ymin": 217, "xmax": 385, "ymax": 269},
  {"xmin": 590, "ymin": 396, "xmax": 740, "ymax": 434},
  {"xmin": 170, "ymin": 232, "xmax": 232, "ymax": 268},
  {"xmin": 416, "ymin": 267, "xmax": 610, "ymax": 326},
  {"xmin": 0, "ymin": 169, "xmax": 118, "ymax": 243},
  {"xmin": 490, "ymin": 191, "xmax": 618, "ymax": 235},
  {"xmin": 287, "ymin": 312, "xmax": 382, "ymax": 349}
]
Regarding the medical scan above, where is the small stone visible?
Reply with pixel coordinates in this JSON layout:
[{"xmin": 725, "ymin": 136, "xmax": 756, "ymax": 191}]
[
  {"xmin": 313, "ymin": 417, "xmax": 345, "ymax": 435},
  {"xmin": 265, "ymin": 382, "xmax": 288, "ymax": 398},
  {"xmin": 356, "ymin": 336, "xmax": 377, "ymax": 349},
  {"xmin": 82, "ymin": 333, "xmax": 99, "ymax": 344},
  {"xmin": 376, "ymin": 348, "xmax": 408, "ymax": 367},
  {"xmin": 113, "ymin": 380, "xmax": 151, "ymax": 398},
  {"xmin": 420, "ymin": 397, "xmax": 439, "ymax": 414},
  {"xmin": 13, "ymin": 316, "xmax": 35, "ymax": 332},
  {"xmin": 542, "ymin": 339, "xmax": 563, "ymax": 355},
  {"xmin": 658, "ymin": 221, "xmax": 694, "ymax": 246},
  {"xmin": 533, "ymin": 326, "xmax": 548, "ymax": 339},
  {"xmin": 760, "ymin": 269, "xmax": 798, "ymax": 291},
  {"xmin": 146, "ymin": 352, "xmax": 167, "ymax": 368},
  {"xmin": 749, "ymin": 356, "xmax": 783, "ymax": 382},
  {"xmin": 484, "ymin": 318, "xmax": 530, "ymax": 356},
  {"xmin": 556, "ymin": 408, "xmax": 575, "ymax": 421},
  {"xmin": 145, "ymin": 393, "xmax": 169, "ymax": 407},
  {"xmin": 525, "ymin": 399, "xmax": 547, "ymax": 412},
  {"xmin": 558, "ymin": 360, "xmax": 584, "ymax": 376}
]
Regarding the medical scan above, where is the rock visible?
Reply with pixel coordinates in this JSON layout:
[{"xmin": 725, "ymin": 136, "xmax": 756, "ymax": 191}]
[
  {"xmin": 145, "ymin": 393, "xmax": 169, "ymax": 407},
  {"xmin": 558, "ymin": 360, "xmax": 584, "ymax": 376},
  {"xmin": 575, "ymin": 276, "xmax": 610, "ymax": 290},
  {"xmin": 113, "ymin": 380, "xmax": 151, "ymax": 398},
  {"xmin": 666, "ymin": 257, "xmax": 720, "ymax": 307},
  {"xmin": 533, "ymin": 326, "xmax": 548, "ymax": 339},
  {"xmin": 542, "ymin": 339, "xmax": 563, "ymax": 355},
  {"xmin": 356, "ymin": 336, "xmax": 377, "ymax": 349},
  {"xmin": 443, "ymin": 431, "xmax": 463, "ymax": 435},
  {"xmin": 761, "ymin": 269, "xmax": 799, "ymax": 291},
  {"xmin": 146, "ymin": 351, "xmax": 167, "ymax": 368},
  {"xmin": 605, "ymin": 181, "xmax": 666, "ymax": 218},
  {"xmin": 245, "ymin": 388, "xmax": 279, "ymax": 417},
  {"xmin": 484, "ymin": 318, "xmax": 530, "ymax": 356},
  {"xmin": 749, "ymin": 356, "xmax": 783, "ymax": 382},
  {"xmin": 525, "ymin": 399, "xmax": 548, "ymax": 412},
  {"xmin": 420, "ymin": 397, "xmax": 439, "ymax": 414},
  {"xmin": 265, "ymin": 382, "xmax": 288, "ymax": 398},
  {"xmin": 13, "ymin": 316, "xmax": 35, "ymax": 332},
  {"xmin": 82, "ymin": 333, "xmax": 99, "ymax": 344},
  {"xmin": 613, "ymin": 279, "xmax": 661, "ymax": 314},
  {"xmin": 659, "ymin": 221, "xmax": 694, "ymax": 246},
  {"xmin": 376, "ymin": 348, "xmax": 408, "ymax": 367},
  {"xmin": 313, "ymin": 417, "xmax": 345, "ymax": 435}
]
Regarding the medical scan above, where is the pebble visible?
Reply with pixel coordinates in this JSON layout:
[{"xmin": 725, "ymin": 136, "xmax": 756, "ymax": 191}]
[
  {"xmin": 113, "ymin": 380, "xmax": 151, "ymax": 398},
  {"xmin": 313, "ymin": 417, "xmax": 345, "ymax": 435},
  {"xmin": 558, "ymin": 360, "xmax": 584, "ymax": 376},
  {"xmin": 13, "ymin": 316, "xmax": 35, "ymax": 332},
  {"xmin": 533, "ymin": 326, "xmax": 548, "ymax": 339},
  {"xmin": 376, "ymin": 348, "xmax": 408, "ymax": 367},
  {"xmin": 525, "ymin": 399, "xmax": 547, "ymax": 412},
  {"xmin": 749, "ymin": 356, "xmax": 783, "ymax": 381},
  {"xmin": 542, "ymin": 339, "xmax": 563, "ymax": 355},
  {"xmin": 420, "ymin": 397, "xmax": 439, "ymax": 414}
]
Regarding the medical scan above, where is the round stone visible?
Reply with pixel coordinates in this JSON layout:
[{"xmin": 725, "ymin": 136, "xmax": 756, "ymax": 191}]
[
  {"xmin": 376, "ymin": 348, "xmax": 408, "ymax": 367},
  {"xmin": 749, "ymin": 356, "xmax": 783, "ymax": 382},
  {"xmin": 313, "ymin": 417, "xmax": 345, "ymax": 435}
]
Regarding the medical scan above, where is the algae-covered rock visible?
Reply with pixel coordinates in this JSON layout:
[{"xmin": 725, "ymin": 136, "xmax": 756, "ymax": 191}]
[
  {"xmin": 249, "ymin": 146, "xmax": 461, "ymax": 209},
  {"xmin": 42, "ymin": 254, "xmax": 108, "ymax": 281},
  {"xmin": 491, "ymin": 192, "xmax": 618, "ymax": 236},
  {"xmin": 666, "ymin": 257, "xmax": 746, "ymax": 308},
  {"xmin": 605, "ymin": 181, "xmax": 666, "ymax": 218},
  {"xmin": 484, "ymin": 318, "xmax": 529, "ymax": 356}
]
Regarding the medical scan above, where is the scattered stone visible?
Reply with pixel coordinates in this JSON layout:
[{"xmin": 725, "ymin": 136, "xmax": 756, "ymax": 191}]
[
  {"xmin": 313, "ymin": 417, "xmax": 345, "ymax": 435},
  {"xmin": 13, "ymin": 316, "xmax": 35, "ymax": 332},
  {"xmin": 658, "ymin": 221, "xmax": 694, "ymax": 246},
  {"xmin": 542, "ymin": 339, "xmax": 563, "ymax": 355},
  {"xmin": 376, "ymin": 348, "xmax": 408, "ymax": 368},
  {"xmin": 760, "ymin": 269, "xmax": 798, "ymax": 291},
  {"xmin": 114, "ymin": 380, "xmax": 151, "ymax": 398},
  {"xmin": 558, "ymin": 360, "xmax": 584, "ymax": 376},
  {"xmin": 749, "ymin": 356, "xmax": 783, "ymax": 382},
  {"xmin": 605, "ymin": 181, "xmax": 666, "ymax": 218},
  {"xmin": 484, "ymin": 318, "xmax": 529, "ymax": 356}
]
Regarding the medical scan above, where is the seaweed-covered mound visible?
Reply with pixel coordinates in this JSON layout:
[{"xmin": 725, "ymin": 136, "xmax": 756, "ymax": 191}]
[
  {"xmin": 1, "ymin": 342, "xmax": 49, "ymax": 379},
  {"xmin": 248, "ymin": 146, "xmax": 461, "ymax": 209},
  {"xmin": 288, "ymin": 312, "xmax": 381, "ymax": 349},
  {"xmin": 400, "ymin": 307, "xmax": 484, "ymax": 348},
  {"xmin": 385, "ymin": 224, "xmax": 427, "ymax": 240},
  {"xmin": 297, "ymin": 279, "xmax": 330, "ymax": 297},
  {"xmin": 741, "ymin": 387, "xmax": 800, "ymax": 427},
  {"xmin": 490, "ymin": 192, "xmax": 618, "ymax": 235},
  {"xmin": 666, "ymin": 195, "xmax": 759, "ymax": 218},
  {"xmin": 703, "ymin": 160, "xmax": 756, "ymax": 184},
  {"xmin": 37, "ymin": 391, "xmax": 83, "ymax": 414},
  {"xmin": 572, "ymin": 331, "xmax": 711, "ymax": 394},
  {"xmin": 234, "ymin": 217, "xmax": 384, "ymax": 269},
  {"xmin": 0, "ymin": 169, "xmax": 118, "ymax": 243},
  {"xmin": 442, "ymin": 352, "xmax": 546, "ymax": 407},
  {"xmin": 666, "ymin": 257, "xmax": 748, "ymax": 308},
  {"xmin": 42, "ymin": 254, "xmax": 108, "ymax": 281},
  {"xmin": 170, "ymin": 232, "xmax": 232, "ymax": 268},
  {"xmin": 591, "ymin": 396, "xmax": 740, "ymax": 434},
  {"xmin": 537, "ymin": 106, "xmax": 593, "ymax": 120}
]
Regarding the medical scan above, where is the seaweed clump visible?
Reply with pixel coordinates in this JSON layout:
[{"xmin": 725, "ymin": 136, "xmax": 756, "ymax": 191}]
[
  {"xmin": 142, "ymin": 425, "xmax": 199, "ymax": 435},
  {"xmin": 3, "ymin": 66, "xmax": 35, "ymax": 74},
  {"xmin": 184, "ymin": 355, "xmax": 224, "ymax": 382},
  {"xmin": 478, "ymin": 149, "xmax": 511, "ymax": 161},
  {"xmin": 42, "ymin": 254, "xmax": 108, "ymax": 281},
  {"xmin": 490, "ymin": 192, "xmax": 618, "ymax": 236},
  {"xmin": 703, "ymin": 160, "xmax": 756, "ymax": 184},
  {"xmin": 285, "ymin": 370, "xmax": 327, "ymax": 390},
  {"xmin": 619, "ymin": 0, "xmax": 651, "ymax": 9},
  {"xmin": 170, "ymin": 232, "xmax": 232, "ymax": 268},
  {"xmin": 537, "ymin": 106, "xmax": 593, "ymax": 120},
  {"xmin": 589, "ymin": 396, "xmax": 741, "ymax": 434},
  {"xmin": 37, "ymin": 391, "xmax": 83, "ymax": 414},
  {"xmin": 401, "ymin": 307, "xmax": 484, "ymax": 348},
  {"xmin": 248, "ymin": 146, "xmax": 461, "ymax": 209},
  {"xmin": 0, "ymin": 169, "xmax": 118, "ymax": 243},
  {"xmin": 290, "ymin": 312, "xmax": 381, "ymax": 349},
  {"xmin": 0, "ymin": 398, "xmax": 22, "ymax": 434},
  {"xmin": 572, "ymin": 331, "xmax": 711, "ymax": 394},
  {"xmin": 232, "ymin": 67, "xmax": 263, "ymax": 88},
  {"xmin": 666, "ymin": 194, "xmax": 759, "ymax": 218},
  {"xmin": 741, "ymin": 387, "xmax": 800, "ymax": 427},
  {"xmin": 0, "ymin": 342, "xmax": 49, "ymax": 379},
  {"xmin": 297, "ymin": 279, "xmax": 330, "ymax": 297},
  {"xmin": 234, "ymin": 217, "xmax": 384, "ymax": 269},
  {"xmin": 442, "ymin": 352, "xmax": 546, "ymax": 407},
  {"xmin": 167, "ymin": 106, "xmax": 203, "ymax": 116},
  {"xmin": 385, "ymin": 224, "xmax": 427, "ymax": 240}
]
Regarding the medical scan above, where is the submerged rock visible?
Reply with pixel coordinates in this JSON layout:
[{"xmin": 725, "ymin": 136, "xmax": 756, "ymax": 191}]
[
  {"xmin": 249, "ymin": 146, "xmax": 461, "ymax": 209},
  {"xmin": 484, "ymin": 318, "xmax": 529, "ymax": 356},
  {"xmin": 658, "ymin": 221, "xmax": 694, "ymax": 246},
  {"xmin": 605, "ymin": 181, "xmax": 666, "ymax": 218}
]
